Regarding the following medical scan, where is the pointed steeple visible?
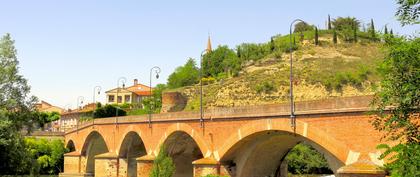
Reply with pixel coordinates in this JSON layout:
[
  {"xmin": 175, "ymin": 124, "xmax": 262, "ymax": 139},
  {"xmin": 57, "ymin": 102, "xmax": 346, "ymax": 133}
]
[{"xmin": 206, "ymin": 35, "xmax": 212, "ymax": 52}]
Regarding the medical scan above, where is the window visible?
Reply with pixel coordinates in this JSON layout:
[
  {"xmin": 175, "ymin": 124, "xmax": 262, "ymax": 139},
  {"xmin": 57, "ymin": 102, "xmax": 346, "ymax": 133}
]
[
  {"xmin": 117, "ymin": 96, "xmax": 122, "ymax": 103},
  {"xmin": 108, "ymin": 95, "xmax": 115, "ymax": 102},
  {"xmin": 125, "ymin": 95, "xmax": 131, "ymax": 103}
]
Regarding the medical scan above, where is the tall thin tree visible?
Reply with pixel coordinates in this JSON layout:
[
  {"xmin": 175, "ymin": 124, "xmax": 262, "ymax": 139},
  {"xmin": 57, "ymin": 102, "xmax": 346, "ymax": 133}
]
[
  {"xmin": 328, "ymin": 14, "xmax": 332, "ymax": 30},
  {"xmin": 315, "ymin": 27, "xmax": 319, "ymax": 45}
]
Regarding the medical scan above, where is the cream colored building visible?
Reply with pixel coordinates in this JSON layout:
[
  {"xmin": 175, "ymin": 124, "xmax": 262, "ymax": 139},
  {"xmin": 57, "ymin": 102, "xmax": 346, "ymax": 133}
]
[{"xmin": 105, "ymin": 79, "xmax": 152, "ymax": 104}]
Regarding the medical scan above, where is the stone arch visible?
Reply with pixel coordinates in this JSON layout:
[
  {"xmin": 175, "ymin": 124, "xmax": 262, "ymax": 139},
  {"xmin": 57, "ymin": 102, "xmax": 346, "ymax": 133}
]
[
  {"xmin": 81, "ymin": 131, "xmax": 109, "ymax": 175},
  {"xmin": 217, "ymin": 119, "xmax": 349, "ymax": 177},
  {"xmin": 156, "ymin": 123, "xmax": 211, "ymax": 157},
  {"xmin": 118, "ymin": 131, "xmax": 147, "ymax": 177},
  {"xmin": 160, "ymin": 129, "xmax": 205, "ymax": 177},
  {"xmin": 66, "ymin": 139, "xmax": 76, "ymax": 152}
]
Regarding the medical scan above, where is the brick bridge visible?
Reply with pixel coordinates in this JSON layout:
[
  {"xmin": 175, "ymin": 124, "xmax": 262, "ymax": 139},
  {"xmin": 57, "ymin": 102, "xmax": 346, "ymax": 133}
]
[{"xmin": 60, "ymin": 96, "xmax": 387, "ymax": 177}]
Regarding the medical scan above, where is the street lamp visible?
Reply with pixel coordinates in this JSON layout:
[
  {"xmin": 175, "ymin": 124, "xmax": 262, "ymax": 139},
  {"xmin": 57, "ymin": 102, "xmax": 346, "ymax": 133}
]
[
  {"xmin": 116, "ymin": 77, "xmax": 126, "ymax": 123},
  {"xmin": 200, "ymin": 49, "xmax": 207, "ymax": 128},
  {"xmin": 76, "ymin": 96, "xmax": 84, "ymax": 133},
  {"xmin": 92, "ymin": 86, "xmax": 101, "ymax": 126},
  {"xmin": 289, "ymin": 19, "xmax": 307, "ymax": 131},
  {"xmin": 149, "ymin": 66, "xmax": 161, "ymax": 128}
]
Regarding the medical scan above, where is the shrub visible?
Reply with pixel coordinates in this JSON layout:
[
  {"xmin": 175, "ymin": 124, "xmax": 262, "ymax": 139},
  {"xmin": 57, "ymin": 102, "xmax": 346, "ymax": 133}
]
[
  {"xmin": 255, "ymin": 81, "xmax": 276, "ymax": 94},
  {"xmin": 202, "ymin": 76, "xmax": 216, "ymax": 85},
  {"xmin": 150, "ymin": 145, "xmax": 175, "ymax": 177},
  {"xmin": 93, "ymin": 104, "xmax": 126, "ymax": 118}
]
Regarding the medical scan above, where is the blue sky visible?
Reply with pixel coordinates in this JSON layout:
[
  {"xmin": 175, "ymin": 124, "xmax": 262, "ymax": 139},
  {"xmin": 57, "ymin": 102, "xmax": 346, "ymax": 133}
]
[{"xmin": 0, "ymin": 1, "xmax": 418, "ymax": 108}]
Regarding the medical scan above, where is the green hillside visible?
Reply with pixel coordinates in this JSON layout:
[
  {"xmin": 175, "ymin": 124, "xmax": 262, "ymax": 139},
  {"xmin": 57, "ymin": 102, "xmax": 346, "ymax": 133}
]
[{"xmin": 163, "ymin": 18, "xmax": 388, "ymax": 111}]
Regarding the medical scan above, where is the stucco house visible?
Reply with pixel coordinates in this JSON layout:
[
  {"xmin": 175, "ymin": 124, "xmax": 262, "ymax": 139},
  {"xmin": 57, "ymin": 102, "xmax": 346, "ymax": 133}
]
[{"xmin": 105, "ymin": 79, "xmax": 152, "ymax": 105}]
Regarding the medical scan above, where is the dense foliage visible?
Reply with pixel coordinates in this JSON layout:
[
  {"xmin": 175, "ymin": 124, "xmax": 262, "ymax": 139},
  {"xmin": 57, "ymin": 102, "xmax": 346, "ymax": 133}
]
[
  {"xmin": 167, "ymin": 58, "xmax": 200, "ymax": 89},
  {"xmin": 395, "ymin": 0, "xmax": 420, "ymax": 26},
  {"xmin": 150, "ymin": 145, "xmax": 175, "ymax": 177},
  {"xmin": 25, "ymin": 138, "xmax": 67, "ymax": 175},
  {"xmin": 142, "ymin": 84, "xmax": 167, "ymax": 113},
  {"xmin": 373, "ymin": 36, "xmax": 419, "ymax": 177},
  {"xmin": 93, "ymin": 104, "xmax": 127, "ymax": 118},
  {"xmin": 0, "ymin": 33, "xmax": 39, "ymax": 174},
  {"xmin": 332, "ymin": 16, "xmax": 360, "ymax": 42},
  {"xmin": 35, "ymin": 111, "xmax": 60, "ymax": 130},
  {"xmin": 203, "ymin": 45, "xmax": 240, "ymax": 78},
  {"xmin": 285, "ymin": 143, "xmax": 333, "ymax": 174},
  {"xmin": 294, "ymin": 21, "xmax": 314, "ymax": 33}
]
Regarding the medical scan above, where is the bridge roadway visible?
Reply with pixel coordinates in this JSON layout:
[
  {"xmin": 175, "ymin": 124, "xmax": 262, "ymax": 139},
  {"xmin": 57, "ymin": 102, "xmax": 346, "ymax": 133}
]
[{"xmin": 60, "ymin": 96, "xmax": 387, "ymax": 177}]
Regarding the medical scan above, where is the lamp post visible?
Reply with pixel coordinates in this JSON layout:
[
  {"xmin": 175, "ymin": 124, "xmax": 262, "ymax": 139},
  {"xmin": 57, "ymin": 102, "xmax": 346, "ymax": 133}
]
[
  {"xmin": 76, "ymin": 96, "xmax": 84, "ymax": 133},
  {"xmin": 92, "ymin": 86, "xmax": 101, "ymax": 126},
  {"xmin": 289, "ymin": 19, "xmax": 307, "ymax": 131},
  {"xmin": 200, "ymin": 49, "xmax": 207, "ymax": 128},
  {"xmin": 149, "ymin": 66, "xmax": 161, "ymax": 128},
  {"xmin": 116, "ymin": 77, "xmax": 126, "ymax": 123}
]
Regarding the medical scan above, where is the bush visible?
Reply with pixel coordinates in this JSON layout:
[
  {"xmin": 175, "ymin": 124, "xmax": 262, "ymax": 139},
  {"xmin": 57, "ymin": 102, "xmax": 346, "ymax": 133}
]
[
  {"xmin": 93, "ymin": 104, "xmax": 126, "ymax": 118},
  {"xmin": 255, "ymin": 81, "xmax": 276, "ymax": 94},
  {"xmin": 202, "ymin": 77, "xmax": 216, "ymax": 85},
  {"xmin": 150, "ymin": 146, "xmax": 175, "ymax": 177},
  {"xmin": 285, "ymin": 143, "xmax": 333, "ymax": 174}
]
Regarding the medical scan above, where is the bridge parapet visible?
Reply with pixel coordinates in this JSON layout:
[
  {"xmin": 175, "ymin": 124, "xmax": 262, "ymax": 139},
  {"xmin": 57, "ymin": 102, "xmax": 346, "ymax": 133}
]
[{"xmin": 69, "ymin": 96, "xmax": 373, "ymax": 134}]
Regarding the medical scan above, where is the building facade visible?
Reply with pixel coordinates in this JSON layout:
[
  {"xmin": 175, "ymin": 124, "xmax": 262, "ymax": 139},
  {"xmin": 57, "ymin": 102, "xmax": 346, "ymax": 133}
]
[{"xmin": 105, "ymin": 79, "xmax": 152, "ymax": 105}]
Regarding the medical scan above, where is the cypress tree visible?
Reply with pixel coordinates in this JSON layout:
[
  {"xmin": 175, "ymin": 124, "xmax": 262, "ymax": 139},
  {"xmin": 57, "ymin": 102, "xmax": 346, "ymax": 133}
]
[
  {"xmin": 390, "ymin": 29, "xmax": 394, "ymax": 37},
  {"xmin": 384, "ymin": 25, "xmax": 388, "ymax": 35},
  {"xmin": 328, "ymin": 15, "xmax": 332, "ymax": 30},
  {"xmin": 333, "ymin": 29, "xmax": 337, "ymax": 44},
  {"xmin": 315, "ymin": 27, "xmax": 319, "ymax": 45},
  {"xmin": 370, "ymin": 19, "xmax": 376, "ymax": 40}
]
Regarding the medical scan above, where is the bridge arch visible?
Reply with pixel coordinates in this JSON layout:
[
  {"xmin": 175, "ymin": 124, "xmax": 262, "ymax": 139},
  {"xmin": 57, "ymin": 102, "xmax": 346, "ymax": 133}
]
[
  {"xmin": 81, "ymin": 131, "xmax": 109, "ymax": 175},
  {"xmin": 217, "ymin": 119, "xmax": 348, "ymax": 177},
  {"xmin": 66, "ymin": 139, "xmax": 76, "ymax": 152},
  {"xmin": 157, "ymin": 123, "xmax": 211, "ymax": 157},
  {"xmin": 158, "ymin": 124, "xmax": 207, "ymax": 177},
  {"xmin": 118, "ymin": 131, "xmax": 147, "ymax": 177}
]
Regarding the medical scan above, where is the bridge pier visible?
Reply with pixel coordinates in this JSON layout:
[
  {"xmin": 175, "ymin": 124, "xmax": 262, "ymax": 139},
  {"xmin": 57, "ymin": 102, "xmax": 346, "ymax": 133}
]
[
  {"xmin": 94, "ymin": 153, "xmax": 119, "ymax": 177},
  {"xmin": 337, "ymin": 160, "xmax": 387, "ymax": 177},
  {"xmin": 193, "ymin": 157, "xmax": 221, "ymax": 177},
  {"xmin": 60, "ymin": 152, "xmax": 92, "ymax": 177},
  {"xmin": 136, "ymin": 154, "xmax": 155, "ymax": 177}
]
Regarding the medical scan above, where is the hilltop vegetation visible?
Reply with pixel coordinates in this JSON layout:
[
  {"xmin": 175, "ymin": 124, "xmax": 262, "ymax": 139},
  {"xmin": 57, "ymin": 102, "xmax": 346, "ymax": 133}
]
[{"xmin": 164, "ymin": 16, "xmax": 388, "ymax": 111}]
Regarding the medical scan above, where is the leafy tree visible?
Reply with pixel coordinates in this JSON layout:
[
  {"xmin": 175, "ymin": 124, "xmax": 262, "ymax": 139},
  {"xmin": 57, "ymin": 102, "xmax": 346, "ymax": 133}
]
[
  {"xmin": 285, "ymin": 143, "xmax": 333, "ymax": 174},
  {"xmin": 332, "ymin": 17, "xmax": 360, "ymax": 42},
  {"xmin": 167, "ymin": 58, "xmax": 199, "ymax": 89},
  {"xmin": 203, "ymin": 45, "xmax": 240, "ymax": 78},
  {"xmin": 0, "ymin": 33, "xmax": 38, "ymax": 174},
  {"xmin": 332, "ymin": 16, "xmax": 360, "ymax": 31},
  {"xmin": 93, "ymin": 104, "xmax": 126, "ymax": 118},
  {"xmin": 294, "ymin": 21, "xmax": 314, "ymax": 33},
  {"xmin": 35, "ymin": 111, "xmax": 60, "ymax": 130},
  {"xmin": 353, "ymin": 27, "xmax": 358, "ymax": 43},
  {"xmin": 395, "ymin": 0, "xmax": 420, "ymax": 26},
  {"xmin": 314, "ymin": 27, "xmax": 319, "ymax": 45},
  {"xmin": 25, "ymin": 138, "xmax": 67, "ymax": 175},
  {"xmin": 150, "ymin": 145, "xmax": 175, "ymax": 177},
  {"xmin": 142, "ymin": 84, "xmax": 167, "ymax": 113},
  {"xmin": 372, "ymin": 37, "xmax": 420, "ymax": 177}
]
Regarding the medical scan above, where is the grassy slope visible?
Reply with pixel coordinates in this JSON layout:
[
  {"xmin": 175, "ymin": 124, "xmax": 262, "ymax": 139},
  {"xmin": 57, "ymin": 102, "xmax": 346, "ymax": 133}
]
[{"xmin": 174, "ymin": 33, "xmax": 384, "ymax": 111}]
